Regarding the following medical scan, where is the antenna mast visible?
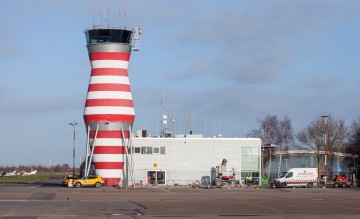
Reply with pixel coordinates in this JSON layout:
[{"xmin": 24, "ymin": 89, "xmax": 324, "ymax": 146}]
[
  {"xmin": 171, "ymin": 98, "xmax": 176, "ymax": 136},
  {"xmin": 100, "ymin": 0, "xmax": 103, "ymax": 26},
  {"xmin": 160, "ymin": 99, "xmax": 165, "ymax": 137},
  {"xmin": 118, "ymin": 0, "xmax": 122, "ymax": 26},
  {"xmin": 107, "ymin": 0, "xmax": 110, "ymax": 27},
  {"xmin": 124, "ymin": 0, "xmax": 126, "ymax": 27},
  {"xmin": 92, "ymin": 0, "xmax": 95, "ymax": 28},
  {"xmin": 185, "ymin": 110, "xmax": 192, "ymax": 134}
]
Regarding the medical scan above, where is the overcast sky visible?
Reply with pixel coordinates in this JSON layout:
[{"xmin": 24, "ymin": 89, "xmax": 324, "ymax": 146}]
[{"xmin": 1, "ymin": 0, "xmax": 360, "ymax": 166}]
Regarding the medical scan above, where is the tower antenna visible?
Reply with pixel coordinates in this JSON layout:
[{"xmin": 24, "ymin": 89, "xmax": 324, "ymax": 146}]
[
  {"xmin": 118, "ymin": 0, "xmax": 122, "ymax": 26},
  {"xmin": 92, "ymin": 0, "xmax": 95, "ymax": 28},
  {"xmin": 124, "ymin": 0, "xmax": 126, "ymax": 27},
  {"xmin": 171, "ymin": 97, "xmax": 176, "ymax": 136},
  {"xmin": 107, "ymin": 0, "xmax": 110, "ymax": 27},
  {"xmin": 100, "ymin": 0, "xmax": 103, "ymax": 26}
]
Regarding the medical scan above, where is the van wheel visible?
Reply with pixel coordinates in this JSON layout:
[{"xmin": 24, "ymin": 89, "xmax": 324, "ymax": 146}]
[
  {"xmin": 334, "ymin": 183, "xmax": 339, "ymax": 188},
  {"xmin": 75, "ymin": 182, "xmax": 81, "ymax": 188},
  {"xmin": 342, "ymin": 183, "xmax": 347, "ymax": 188},
  {"xmin": 307, "ymin": 183, "xmax": 313, "ymax": 188},
  {"xmin": 281, "ymin": 182, "xmax": 287, "ymax": 188},
  {"xmin": 95, "ymin": 182, "xmax": 101, "ymax": 188}
]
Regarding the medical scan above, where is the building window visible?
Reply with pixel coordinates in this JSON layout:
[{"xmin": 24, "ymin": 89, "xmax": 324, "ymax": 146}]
[
  {"xmin": 160, "ymin": 147, "xmax": 166, "ymax": 154},
  {"xmin": 132, "ymin": 146, "xmax": 165, "ymax": 155},
  {"xmin": 153, "ymin": 147, "xmax": 160, "ymax": 154},
  {"xmin": 241, "ymin": 147, "xmax": 260, "ymax": 186},
  {"xmin": 134, "ymin": 147, "xmax": 141, "ymax": 154},
  {"xmin": 141, "ymin": 146, "xmax": 152, "ymax": 154}
]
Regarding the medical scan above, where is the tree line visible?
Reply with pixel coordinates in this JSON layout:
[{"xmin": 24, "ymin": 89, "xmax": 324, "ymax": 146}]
[{"xmin": 247, "ymin": 114, "xmax": 360, "ymax": 177}]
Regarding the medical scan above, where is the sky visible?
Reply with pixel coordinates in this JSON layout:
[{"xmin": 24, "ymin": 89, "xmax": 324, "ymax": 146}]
[{"xmin": 1, "ymin": 0, "xmax": 360, "ymax": 167}]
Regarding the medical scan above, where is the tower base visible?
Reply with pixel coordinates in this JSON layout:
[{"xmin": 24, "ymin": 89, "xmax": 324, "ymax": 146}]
[{"xmin": 104, "ymin": 178, "xmax": 121, "ymax": 186}]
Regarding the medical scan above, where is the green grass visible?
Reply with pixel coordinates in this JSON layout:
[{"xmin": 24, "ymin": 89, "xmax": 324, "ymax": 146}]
[{"xmin": 0, "ymin": 173, "xmax": 62, "ymax": 184}]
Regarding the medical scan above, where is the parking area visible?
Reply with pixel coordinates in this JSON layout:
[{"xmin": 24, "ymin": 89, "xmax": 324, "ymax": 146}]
[{"xmin": 0, "ymin": 178, "xmax": 360, "ymax": 218}]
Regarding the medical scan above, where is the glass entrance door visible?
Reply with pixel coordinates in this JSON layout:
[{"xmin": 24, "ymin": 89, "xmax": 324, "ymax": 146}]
[{"xmin": 147, "ymin": 170, "xmax": 166, "ymax": 185}]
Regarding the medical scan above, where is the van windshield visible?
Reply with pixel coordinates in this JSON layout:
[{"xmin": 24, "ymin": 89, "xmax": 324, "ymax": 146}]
[{"xmin": 280, "ymin": 171, "xmax": 288, "ymax": 178}]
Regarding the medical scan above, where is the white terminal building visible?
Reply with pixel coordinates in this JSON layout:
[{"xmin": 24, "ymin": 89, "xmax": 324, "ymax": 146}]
[{"xmin": 128, "ymin": 130, "xmax": 262, "ymax": 186}]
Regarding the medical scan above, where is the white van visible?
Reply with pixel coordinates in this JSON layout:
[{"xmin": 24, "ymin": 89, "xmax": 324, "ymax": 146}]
[{"xmin": 272, "ymin": 168, "xmax": 318, "ymax": 188}]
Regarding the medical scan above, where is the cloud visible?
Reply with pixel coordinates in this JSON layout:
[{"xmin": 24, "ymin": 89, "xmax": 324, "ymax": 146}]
[{"xmin": 133, "ymin": 0, "xmax": 360, "ymax": 88}]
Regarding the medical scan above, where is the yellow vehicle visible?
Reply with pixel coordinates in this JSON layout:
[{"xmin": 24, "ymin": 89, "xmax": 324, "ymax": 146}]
[
  {"xmin": 62, "ymin": 175, "xmax": 78, "ymax": 186},
  {"xmin": 72, "ymin": 175, "xmax": 104, "ymax": 188}
]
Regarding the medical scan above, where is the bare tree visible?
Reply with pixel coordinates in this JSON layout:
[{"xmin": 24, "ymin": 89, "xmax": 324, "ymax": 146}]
[
  {"xmin": 279, "ymin": 116, "xmax": 294, "ymax": 150},
  {"xmin": 247, "ymin": 114, "xmax": 294, "ymax": 179},
  {"xmin": 296, "ymin": 115, "xmax": 347, "ymax": 181},
  {"xmin": 345, "ymin": 117, "xmax": 360, "ymax": 171},
  {"xmin": 277, "ymin": 116, "xmax": 294, "ymax": 175},
  {"xmin": 261, "ymin": 115, "xmax": 279, "ymax": 178}
]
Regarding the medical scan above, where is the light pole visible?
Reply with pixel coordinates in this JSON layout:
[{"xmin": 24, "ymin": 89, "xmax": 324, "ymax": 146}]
[
  {"xmin": 322, "ymin": 114, "xmax": 328, "ymax": 187},
  {"xmin": 69, "ymin": 121, "xmax": 78, "ymax": 175}
]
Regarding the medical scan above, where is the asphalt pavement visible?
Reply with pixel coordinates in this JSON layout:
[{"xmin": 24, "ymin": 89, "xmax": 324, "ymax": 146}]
[{"xmin": 0, "ymin": 178, "xmax": 360, "ymax": 218}]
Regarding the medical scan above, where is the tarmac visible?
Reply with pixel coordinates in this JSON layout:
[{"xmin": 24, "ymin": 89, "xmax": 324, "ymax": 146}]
[{"xmin": 0, "ymin": 178, "xmax": 360, "ymax": 218}]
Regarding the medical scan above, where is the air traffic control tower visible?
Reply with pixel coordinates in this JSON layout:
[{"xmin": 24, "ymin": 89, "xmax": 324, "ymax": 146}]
[{"xmin": 83, "ymin": 27, "xmax": 140, "ymax": 186}]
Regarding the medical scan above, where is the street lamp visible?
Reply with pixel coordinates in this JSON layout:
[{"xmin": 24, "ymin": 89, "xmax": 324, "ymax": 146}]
[
  {"xmin": 69, "ymin": 121, "xmax": 78, "ymax": 175},
  {"xmin": 321, "ymin": 114, "xmax": 328, "ymax": 187}
]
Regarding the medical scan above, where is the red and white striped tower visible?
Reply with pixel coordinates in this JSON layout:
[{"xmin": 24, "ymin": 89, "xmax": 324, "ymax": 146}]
[{"xmin": 83, "ymin": 28, "xmax": 139, "ymax": 186}]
